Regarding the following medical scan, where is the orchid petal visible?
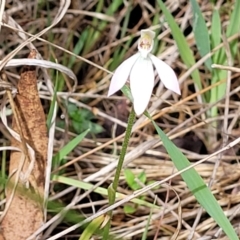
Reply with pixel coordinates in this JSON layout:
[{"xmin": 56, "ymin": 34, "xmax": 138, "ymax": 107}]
[
  {"xmin": 150, "ymin": 54, "xmax": 181, "ymax": 95},
  {"xmin": 107, "ymin": 53, "xmax": 140, "ymax": 96},
  {"xmin": 130, "ymin": 57, "xmax": 154, "ymax": 116}
]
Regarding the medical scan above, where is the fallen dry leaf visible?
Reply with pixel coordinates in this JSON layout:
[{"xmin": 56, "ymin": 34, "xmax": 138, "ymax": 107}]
[{"xmin": 1, "ymin": 50, "xmax": 48, "ymax": 240}]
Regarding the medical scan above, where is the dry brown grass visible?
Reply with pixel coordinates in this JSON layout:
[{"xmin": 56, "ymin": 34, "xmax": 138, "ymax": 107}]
[{"xmin": 1, "ymin": 0, "xmax": 240, "ymax": 239}]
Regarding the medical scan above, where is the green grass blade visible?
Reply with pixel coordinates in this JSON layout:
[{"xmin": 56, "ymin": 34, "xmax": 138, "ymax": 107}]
[
  {"xmin": 79, "ymin": 215, "xmax": 104, "ymax": 240},
  {"xmin": 120, "ymin": 3, "xmax": 131, "ymax": 39},
  {"xmin": 53, "ymin": 129, "xmax": 89, "ymax": 165},
  {"xmin": 141, "ymin": 198, "xmax": 156, "ymax": 240},
  {"xmin": 209, "ymin": 9, "xmax": 222, "ymax": 119},
  {"xmin": 110, "ymin": 3, "xmax": 132, "ymax": 70},
  {"xmin": 217, "ymin": 1, "xmax": 240, "ymax": 98},
  {"xmin": 152, "ymin": 16, "xmax": 161, "ymax": 54},
  {"xmin": 157, "ymin": 0, "xmax": 203, "ymax": 93},
  {"xmin": 110, "ymin": 38, "xmax": 133, "ymax": 71},
  {"xmin": 47, "ymin": 72, "xmax": 59, "ymax": 130},
  {"xmin": 69, "ymin": 30, "xmax": 88, "ymax": 68},
  {"xmin": 190, "ymin": 0, "xmax": 212, "ymax": 70},
  {"xmin": 209, "ymin": 2, "xmax": 240, "ymax": 118},
  {"xmin": 83, "ymin": 0, "xmax": 123, "ymax": 55},
  {"xmin": 226, "ymin": 1, "xmax": 240, "ymax": 39},
  {"xmin": 211, "ymin": 9, "xmax": 221, "ymax": 63},
  {"xmin": 150, "ymin": 119, "xmax": 238, "ymax": 239},
  {"xmin": 52, "ymin": 175, "xmax": 160, "ymax": 210},
  {"xmin": 85, "ymin": 0, "xmax": 104, "ymax": 51}
]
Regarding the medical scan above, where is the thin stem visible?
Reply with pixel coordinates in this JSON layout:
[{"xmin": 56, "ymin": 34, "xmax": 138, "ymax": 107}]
[
  {"xmin": 103, "ymin": 109, "xmax": 135, "ymax": 239},
  {"xmin": 112, "ymin": 109, "xmax": 135, "ymax": 191}
]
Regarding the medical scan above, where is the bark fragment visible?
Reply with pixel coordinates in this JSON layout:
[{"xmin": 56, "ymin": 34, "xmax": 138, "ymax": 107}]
[{"xmin": 1, "ymin": 50, "xmax": 48, "ymax": 240}]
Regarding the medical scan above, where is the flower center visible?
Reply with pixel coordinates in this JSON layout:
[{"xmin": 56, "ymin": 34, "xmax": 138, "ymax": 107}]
[
  {"xmin": 138, "ymin": 30, "xmax": 155, "ymax": 58},
  {"xmin": 139, "ymin": 34, "xmax": 153, "ymax": 51}
]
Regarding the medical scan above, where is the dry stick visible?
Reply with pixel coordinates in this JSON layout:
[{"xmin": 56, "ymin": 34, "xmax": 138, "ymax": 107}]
[
  {"xmin": 53, "ymin": 78, "xmax": 226, "ymax": 174},
  {"xmin": 0, "ymin": 94, "xmax": 27, "ymax": 223},
  {"xmin": 1, "ymin": 22, "xmax": 239, "ymax": 78},
  {"xmin": 46, "ymin": 133, "xmax": 240, "ymax": 240},
  {"xmin": 135, "ymin": 33, "xmax": 239, "ymax": 128},
  {"xmin": 51, "ymin": 32, "xmax": 238, "ymax": 238},
  {"xmin": 2, "ymin": 18, "xmax": 238, "ymax": 130},
  {"xmin": 164, "ymin": 82, "xmax": 240, "ymax": 151},
  {"xmin": 47, "ymin": 83, "xmax": 240, "ymax": 240},
  {"xmin": 188, "ymin": 32, "xmax": 234, "ymax": 239},
  {"xmin": 57, "ymin": 82, "xmax": 240, "ymax": 202},
  {"xmin": 212, "ymin": 64, "xmax": 240, "ymax": 73},
  {"xmin": 2, "ymin": 16, "xmax": 237, "ymax": 231},
  {"xmin": 50, "ymin": 84, "xmax": 240, "ymax": 206},
  {"xmin": 134, "ymin": 179, "xmax": 185, "ymax": 240},
  {"xmin": 228, "ymin": 106, "xmax": 240, "ymax": 134},
  {"xmin": 1, "ymin": 21, "xmax": 111, "ymax": 75},
  {"xmin": 0, "ymin": 0, "xmax": 71, "ymax": 71},
  {"xmin": 49, "ymin": 86, "xmax": 240, "ymax": 240},
  {"xmin": 222, "ymin": 33, "xmax": 233, "ymax": 136},
  {"xmin": 0, "ymin": 0, "xmax": 5, "ymax": 33},
  {"xmin": 34, "ymin": 105, "xmax": 234, "ymax": 238},
  {"xmin": 153, "ymin": 169, "xmax": 173, "ymax": 240},
  {"xmin": 212, "ymin": 33, "xmax": 233, "ymax": 239},
  {"xmin": 30, "ymin": 172, "xmax": 114, "ymax": 240},
  {"xmin": 0, "ymin": 10, "xmax": 237, "ymax": 238}
]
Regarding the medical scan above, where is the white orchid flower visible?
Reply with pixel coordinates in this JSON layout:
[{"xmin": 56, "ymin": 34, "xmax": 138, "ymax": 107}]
[{"xmin": 107, "ymin": 29, "xmax": 181, "ymax": 116}]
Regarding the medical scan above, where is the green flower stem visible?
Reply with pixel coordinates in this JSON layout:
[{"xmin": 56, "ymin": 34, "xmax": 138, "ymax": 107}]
[{"xmin": 103, "ymin": 109, "xmax": 136, "ymax": 239}]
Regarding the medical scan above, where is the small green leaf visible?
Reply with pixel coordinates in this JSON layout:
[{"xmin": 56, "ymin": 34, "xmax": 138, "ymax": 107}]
[
  {"xmin": 67, "ymin": 104, "xmax": 82, "ymax": 122},
  {"xmin": 53, "ymin": 129, "xmax": 89, "ymax": 166},
  {"xmin": 123, "ymin": 204, "xmax": 136, "ymax": 214},
  {"xmin": 137, "ymin": 171, "xmax": 146, "ymax": 185},
  {"xmin": 72, "ymin": 120, "xmax": 104, "ymax": 135},
  {"xmin": 88, "ymin": 122, "xmax": 104, "ymax": 134},
  {"xmin": 124, "ymin": 169, "xmax": 135, "ymax": 189},
  {"xmin": 124, "ymin": 169, "xmax": 146, "ymax": 190},
  {"xmin": 67, "ymin": 103, "xmax": 104, "ymax": 135},
  {"xmin": 121, "ymin": 85, "xmax": 133, "ymax": 102}
]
